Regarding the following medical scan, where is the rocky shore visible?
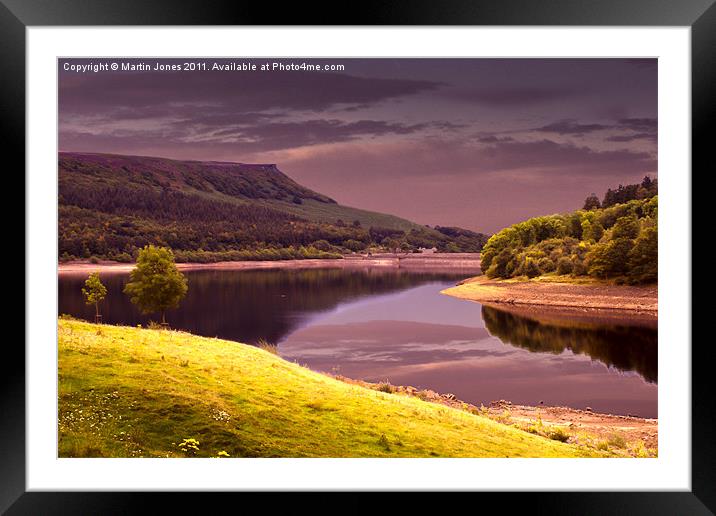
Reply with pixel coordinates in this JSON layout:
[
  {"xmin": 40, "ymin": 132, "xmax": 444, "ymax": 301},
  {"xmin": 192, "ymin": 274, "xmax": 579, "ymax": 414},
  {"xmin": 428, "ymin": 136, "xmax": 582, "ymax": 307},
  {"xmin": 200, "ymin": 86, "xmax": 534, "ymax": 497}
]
[
  {"xmin": 442, "ymin": 275, "xmax": 657, "ymax": 318},
  {"xmin": 336, "ymin": 376, "xmax": 657, "ymax": 457}
]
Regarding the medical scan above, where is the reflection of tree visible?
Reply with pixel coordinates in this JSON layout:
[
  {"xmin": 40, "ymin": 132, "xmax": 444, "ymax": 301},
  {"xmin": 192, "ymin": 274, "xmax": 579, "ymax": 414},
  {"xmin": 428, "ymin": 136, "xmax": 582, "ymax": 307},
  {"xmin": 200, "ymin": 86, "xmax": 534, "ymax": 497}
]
[
  {"xmin": 60, "ymin": 269, "xmax": 467, "ymax": 345},
  {"xmin": 481, "ymin": 306, "xmax": 657, "ymax": 383}
]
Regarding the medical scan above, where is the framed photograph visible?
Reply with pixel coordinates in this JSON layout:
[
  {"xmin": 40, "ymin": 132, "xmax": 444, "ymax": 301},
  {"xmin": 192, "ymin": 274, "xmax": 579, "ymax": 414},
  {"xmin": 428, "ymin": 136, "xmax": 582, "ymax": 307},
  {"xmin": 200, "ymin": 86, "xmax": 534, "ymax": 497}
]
[{"xmin": 7, "ymin": 0, "xmax": 710, "ymax": 511}]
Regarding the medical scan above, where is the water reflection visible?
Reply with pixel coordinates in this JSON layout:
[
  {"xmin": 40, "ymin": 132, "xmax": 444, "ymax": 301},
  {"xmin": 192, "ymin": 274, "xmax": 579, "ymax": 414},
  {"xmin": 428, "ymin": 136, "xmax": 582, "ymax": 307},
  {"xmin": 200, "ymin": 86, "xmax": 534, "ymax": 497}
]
[
  {"xmin": 481, "ymin": 305, "xmax": 657, "ymax": 383},
  {"xmin": 58, "ymin": 268, "xmax": 472, "ymax": 344},
  {"xmin": 275, "ymin": 279, "xmax": 658, "ymax": 417},
  {"xmin": 58, "ymin": 268, "xmax": 657, "ymax": 417}
]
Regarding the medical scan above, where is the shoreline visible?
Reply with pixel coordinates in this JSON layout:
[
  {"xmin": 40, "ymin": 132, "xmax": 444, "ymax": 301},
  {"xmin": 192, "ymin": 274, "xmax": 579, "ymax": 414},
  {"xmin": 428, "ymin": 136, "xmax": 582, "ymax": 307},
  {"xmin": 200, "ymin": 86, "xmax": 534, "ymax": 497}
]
[
  {"xmin": 60, "ymin": 318, "xmax": 602, "ymax": 458},
  {"xmin": 57, "ymin": 253, "xmax": 483, "ymax": 275},
  {"xmin": 60, "ymin": 317, "xmax": 657, "ymax": 456},
  {"xmin": 343, "ymin": 377, "xmax": 657, "ymax": 453},
  {"xmin": 442, "ymin": 275, "xmax": 657, "ymax": 319}
]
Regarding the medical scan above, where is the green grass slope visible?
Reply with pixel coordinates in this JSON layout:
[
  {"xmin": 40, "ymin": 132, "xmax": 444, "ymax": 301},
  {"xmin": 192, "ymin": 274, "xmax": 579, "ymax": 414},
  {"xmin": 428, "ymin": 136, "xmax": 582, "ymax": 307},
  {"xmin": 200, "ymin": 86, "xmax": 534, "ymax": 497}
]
[
  {"xmin": 59, "ymin": 152, "xmax": 429, "ymax": 233},
  {"xmin": 58, "ymin": 319, "xmax": 601, "ymax": 458},
  {"xmin": 261, "ymin": 198, "xmax": 425, "ymax": 233}
]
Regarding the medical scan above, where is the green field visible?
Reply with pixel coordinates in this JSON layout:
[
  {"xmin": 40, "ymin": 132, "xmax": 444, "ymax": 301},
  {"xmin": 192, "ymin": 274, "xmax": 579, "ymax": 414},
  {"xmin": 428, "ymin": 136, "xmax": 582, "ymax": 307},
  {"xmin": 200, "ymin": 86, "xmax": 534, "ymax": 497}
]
[{"xmin": 58, "ymin": 319, "xmax": 603, "ymax": 458}]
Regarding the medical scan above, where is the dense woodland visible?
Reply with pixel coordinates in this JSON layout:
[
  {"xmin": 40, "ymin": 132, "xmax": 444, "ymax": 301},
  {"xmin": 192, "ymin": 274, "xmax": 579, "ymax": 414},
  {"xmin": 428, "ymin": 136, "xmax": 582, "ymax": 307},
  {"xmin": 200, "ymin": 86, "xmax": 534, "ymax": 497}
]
[
  {"xmin": 58, "ymin": 153, "xmax": 488, "ymax": 262},
  {"xmin": 480, "ymin": 177, "xmax": 658, "ymax": 284}
]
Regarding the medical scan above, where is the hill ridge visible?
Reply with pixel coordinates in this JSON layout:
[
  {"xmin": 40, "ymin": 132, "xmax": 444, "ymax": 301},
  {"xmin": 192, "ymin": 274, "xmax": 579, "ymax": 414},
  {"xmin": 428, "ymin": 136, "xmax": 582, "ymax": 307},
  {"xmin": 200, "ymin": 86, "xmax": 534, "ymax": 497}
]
[{"xmin": 58, "ymin": 151, "xmax": 488, "ymax": 262}]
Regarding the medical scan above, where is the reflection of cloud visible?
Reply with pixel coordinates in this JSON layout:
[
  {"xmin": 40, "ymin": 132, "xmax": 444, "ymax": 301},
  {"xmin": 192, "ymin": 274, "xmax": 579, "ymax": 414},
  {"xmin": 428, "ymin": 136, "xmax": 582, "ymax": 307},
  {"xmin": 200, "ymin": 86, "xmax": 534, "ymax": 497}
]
[
  {"xmin": 278, "ymin": 318, "xmax": 657, "ymax": 416},
  {"xmin": 280, "ymin": 320, "xmax": 499, "ymax": 367}
]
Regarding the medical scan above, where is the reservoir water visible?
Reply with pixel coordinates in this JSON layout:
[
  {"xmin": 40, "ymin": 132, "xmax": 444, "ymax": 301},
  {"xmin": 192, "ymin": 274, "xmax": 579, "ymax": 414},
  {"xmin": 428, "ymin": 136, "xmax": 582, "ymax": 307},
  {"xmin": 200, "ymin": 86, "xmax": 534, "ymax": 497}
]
[{"xmin": 58, "ymin": 267, "xmax": 657, "ymax": 417}]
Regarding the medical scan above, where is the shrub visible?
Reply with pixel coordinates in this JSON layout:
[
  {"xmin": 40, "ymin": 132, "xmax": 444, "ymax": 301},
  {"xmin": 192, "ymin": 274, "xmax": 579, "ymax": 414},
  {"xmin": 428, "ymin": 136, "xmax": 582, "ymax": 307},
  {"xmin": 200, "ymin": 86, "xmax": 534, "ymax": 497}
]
[
  {"xmin": 522, "ymin": 258, "xmax": 541, "ymax": 278},
  {"xmin": 607, "ymin": 433, "xmax": 627, "ymax": 449},
  {"xmin": 343, "ymin": 239, "xmax": 366, "ymax": 252},
  {"xmin": 586, "ymin": 238, "xmax": 634, "ymax": 278},
  {"xmin": 537, "ymin": 257, "xmax": 556, "ymax": 273},
  {"xmin": 556, "ymin": 256, "xmax": 573, "ymax": 275},
  {"xmin": 627, "ymin": 223, "xmax": 657, "ymax": 283},
  {"xmin": 376, "ymin": 382, "xmax": 394, "ymax": 393},
  {"xmin": 581, "ymin": 217, "xmax": 604, "ymax": 243},
  {"xmin": 257, "ymin": 338, "xmax": 279, "ymax": 355},
  {"xmin": 548, "ymin": 427, "xmax": 570, "ymax": 442},
  {"xmin": 312, "ymin": 240, "xmax": 332, "ymax": 252},
  {"xmin": 114, "ymin": 252, "xmax": 133, "ymax": 263}
]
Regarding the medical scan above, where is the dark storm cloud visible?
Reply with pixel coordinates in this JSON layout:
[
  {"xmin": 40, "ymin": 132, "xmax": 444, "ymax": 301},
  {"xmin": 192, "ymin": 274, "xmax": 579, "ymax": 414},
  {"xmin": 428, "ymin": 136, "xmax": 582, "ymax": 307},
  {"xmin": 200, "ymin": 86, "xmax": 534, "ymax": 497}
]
[
  {"xmin": 207, "ymin": 119, "xmax": 434, "ymax": 151},
  {"xmin": 280, "ymin": 136, "xmax": 657, "ymax": 233},
  {"xmin": 534, "ymin": 120, "xmax": 610, "ymax": 135},
  {"xmin": 604, "ymin": 118, "xmax": 658, "ymax": 142},
  {"xmin": 476, "ymin": 135, "xmax": 515, "ymax": 143},
  {"xmin": 605, "ymin": 133, "xmax": 658, "ymax": 143},
  {"xmin": 617, "ymin": 118, "xmax": 658, "ymax": 132},
  {"xmin": 498, "ymin": 116, "xmax": 658, "ymax": 143},
  {"xmin": 288, "ymin": 137, "xmax": 656, "ymax": 183},
  {"xmin": 60, "ymin": 117, "xmax": 443, "ymax": 154},
  {"xmin": 474, "ymin": 139, "xmax": 655, "ymax": 174},
  {"xmin": 58, "ymin": 58, "xmax": 657, "ymax": 231},
  {"xmin": 445, "ymin": 86, "xmax": 579, "ymax": 106},
  {"xmin": 59, "ymin": 59, "xmax": 442, "ymax": 114}
]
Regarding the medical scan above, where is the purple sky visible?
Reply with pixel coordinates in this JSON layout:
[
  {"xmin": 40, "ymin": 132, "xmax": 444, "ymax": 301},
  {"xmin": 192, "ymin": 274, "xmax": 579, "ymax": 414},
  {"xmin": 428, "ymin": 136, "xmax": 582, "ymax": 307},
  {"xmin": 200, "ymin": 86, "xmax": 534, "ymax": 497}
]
[{"xmin": 59, "ymin": 58, "xmax": 657, "ymax": 233}]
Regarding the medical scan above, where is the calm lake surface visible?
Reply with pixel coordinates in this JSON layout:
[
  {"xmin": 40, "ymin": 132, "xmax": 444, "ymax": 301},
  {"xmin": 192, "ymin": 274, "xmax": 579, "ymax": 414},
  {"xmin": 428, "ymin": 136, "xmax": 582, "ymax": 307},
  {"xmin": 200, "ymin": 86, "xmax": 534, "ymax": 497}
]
[{"xmin": 58, "ymin": 268, "xmax": 657, "ymax": 417}]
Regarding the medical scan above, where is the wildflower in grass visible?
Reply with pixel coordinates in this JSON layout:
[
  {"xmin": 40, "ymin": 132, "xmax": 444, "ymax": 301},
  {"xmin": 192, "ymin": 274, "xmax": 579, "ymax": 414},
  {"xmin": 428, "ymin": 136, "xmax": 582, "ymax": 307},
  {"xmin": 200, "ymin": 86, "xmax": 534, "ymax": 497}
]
[
  {"xmin": 177, "ymin": 438, "xmax": 200, "ymax": 455},
  {"xmin": 216, "ymin": 450, "xmax": 230, "ymax": 457}
]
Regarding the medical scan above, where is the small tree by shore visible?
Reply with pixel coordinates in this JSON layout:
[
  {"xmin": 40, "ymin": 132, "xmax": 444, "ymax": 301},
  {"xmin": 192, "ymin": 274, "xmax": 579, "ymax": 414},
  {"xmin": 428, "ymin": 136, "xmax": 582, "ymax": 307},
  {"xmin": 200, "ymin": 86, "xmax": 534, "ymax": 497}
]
[
  {"xmin": 124, "ymin": 245, "xmax": 188, "ymax": 326},
  {"xmin": 82, "ymin": 272, "xmax": 107, "ymax": 323}
]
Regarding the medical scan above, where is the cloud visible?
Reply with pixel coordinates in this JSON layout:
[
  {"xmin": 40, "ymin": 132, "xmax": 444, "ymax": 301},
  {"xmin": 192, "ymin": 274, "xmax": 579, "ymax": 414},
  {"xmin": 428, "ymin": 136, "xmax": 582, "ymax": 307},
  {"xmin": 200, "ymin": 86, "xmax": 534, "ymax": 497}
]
[
  {"xmin": 200, "ymin": 119, "xmax": 434, "ymax": 151},
  {"xmin": 281, "ymin": 137, "xmax": 656, "ymax": 184},
  {"xmin": 275, "ymin": 137, "xmax": 656, "ymax": 233},
  {"xmin": 605, "ymin": 132, "xmax": 657, "ymax": 143},
  {"xmin": 60, "ymin": 117, "xmax": 450, "ymax": 154},
  {"xmin": 476, "ymin": 135, "xmax": 514, "ymax": 143},
  {"xmin": 477, "ymin": 139, "xmax": 655, "ymax": 174},
  {"xmin": 534, "ymin": 120, "xmax": 610, "ymax": 135},
  {"xmin": 445, "ymin": 86, "xmax": 579, "ymax": 106},
  {"xmin": 59, "ymin": 58, "xmax": 441, "ymax": 115},
  {"xmin": 617, "ymin": 118, "xmax": 657, "ymax": 132},
  {"xmin": 486, "ymin": 116, "xmax": 658, "ymax": 144}
]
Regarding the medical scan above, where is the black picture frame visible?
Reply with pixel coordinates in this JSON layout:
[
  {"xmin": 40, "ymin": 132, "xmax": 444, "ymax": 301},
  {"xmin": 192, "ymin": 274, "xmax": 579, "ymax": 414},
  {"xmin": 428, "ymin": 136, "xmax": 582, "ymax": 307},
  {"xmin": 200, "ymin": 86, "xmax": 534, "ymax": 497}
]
[{"xmin": 5, "ymin": 0, "xmax": 710, "ymax": 512}]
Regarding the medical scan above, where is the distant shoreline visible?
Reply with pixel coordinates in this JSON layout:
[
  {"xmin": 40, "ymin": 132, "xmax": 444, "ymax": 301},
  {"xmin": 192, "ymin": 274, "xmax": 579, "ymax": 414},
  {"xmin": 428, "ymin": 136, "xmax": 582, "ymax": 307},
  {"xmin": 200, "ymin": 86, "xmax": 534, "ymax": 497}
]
[
  {"xmin": 58, "ymin": 253, "xmax": 482, "ymax": 275},
  {"xmin": 442, "ymin": 275, "xmax": 657, "ymax": 318}
]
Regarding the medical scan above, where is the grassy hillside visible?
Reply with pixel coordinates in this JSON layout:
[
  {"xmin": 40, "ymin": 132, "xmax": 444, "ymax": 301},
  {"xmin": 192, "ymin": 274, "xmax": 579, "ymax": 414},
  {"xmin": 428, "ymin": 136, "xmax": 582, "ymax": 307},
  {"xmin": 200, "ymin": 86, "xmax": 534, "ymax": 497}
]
[
  {"xmin": 58, "ymin": 152, "xmax": 488, "ymax": 262},
  {"xmin": 265, "ymin": 198, "xmax": 422, "ymax": 232},
  {"xmin": 58, "ymin": 319, "xmax": 599, "ymax": 458}
]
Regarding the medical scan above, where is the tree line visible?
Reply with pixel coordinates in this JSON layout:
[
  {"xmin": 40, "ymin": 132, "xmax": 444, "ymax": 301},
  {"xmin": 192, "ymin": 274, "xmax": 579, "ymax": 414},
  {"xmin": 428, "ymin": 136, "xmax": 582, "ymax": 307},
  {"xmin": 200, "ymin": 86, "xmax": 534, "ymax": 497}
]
[
  {"xmin": 480, "ymin": 177, "xmax": 657, "ymax": 284},
  {"xmin": 59, "ymin": 183, "xmax": 489, "ymax": 262}
]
